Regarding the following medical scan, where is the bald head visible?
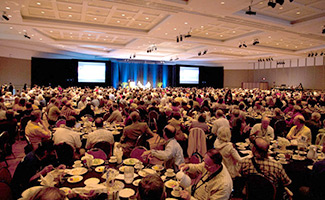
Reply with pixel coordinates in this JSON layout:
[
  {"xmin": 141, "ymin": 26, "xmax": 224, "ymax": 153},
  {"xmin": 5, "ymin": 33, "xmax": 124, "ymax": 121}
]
[
  {"xmin": 163, "ymin": 125, "xmax": 176, "ymax": 139},
  {"xmin": 253, "ymin": 137, "xmax": 269, "ymax": 159},
  {"xmin": 261, "ymin": 117, "xmax": 270, "ymax": 129},
  {"xmin": 95, "ymin": 117, "xmax": 104, "ymax": 127}
]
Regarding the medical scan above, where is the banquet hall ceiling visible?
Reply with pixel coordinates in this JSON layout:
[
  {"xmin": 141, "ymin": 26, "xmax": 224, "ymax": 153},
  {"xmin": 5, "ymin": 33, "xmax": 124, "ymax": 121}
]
[{"xmin": 0, "ymin": 0, "xmax": 324, "ymax": 63}]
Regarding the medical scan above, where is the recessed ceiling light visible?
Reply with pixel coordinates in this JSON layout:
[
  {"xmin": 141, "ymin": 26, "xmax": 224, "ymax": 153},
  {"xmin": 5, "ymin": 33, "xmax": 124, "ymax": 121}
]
[
  {"xmin": 23, "ymin": 29, "xmax": 26, "ymax": 32},
  {"xmin": 50, "ymin": 30, "xmax": 53, "ymax": 33},
  {"xmin": 9, "ymin": 27, "xmax": 13, "ymax": 29},
  {"xmin": 68, "ymin": 15, "xmax": 72, "ymax": 17},
  {"xmin": 174, "ymin": 28, "xmax": 177, "ymax": 30},
  {"xmin": 165, "ymin": 33, "xmax": 168, "ymax": 35},
  {"xmin": 232, "ymin": 31, "xmax": 236, "ymax": 33},
  {"xmin": 296, "ymin": 11, "xmax": 300, "ymax": 15},
  {"xmin": 276, "ymin": 43, "xmax": 279, "ymax": 45},
  {"xmin": 220, "ymin": 35, "xmax": 223, "ymax": 37},
  {"xmin": 121, "ymin": 14, "xmax": 125, "ymax": 16},
  {"xmin": 259, "ymin": 1, "xmax": 263, "ymax": 4},
  {"xmin": 268, "ymin": 36, "xmax": 271, "ymax": 38},
  {"xmin": 18, "ymin": 32, "xmax": 21, "ymax": 34},
  {"xmin": 37, "ymin": 2, "xmax": 41, "ymax": 6},
  {"xmin": 104, "ymin": 39, "xmax": 107, "ymax": 41},
  {"xmin": 8, "ymin": 15, "xmax": 11, "ymax": 18},
  {"xmin": 5, "ymin": 7, "xmax": 10, "ymax": 10},
  {"xmin": 68, "ymin": 6, "xmax": 72, "ymax": 9},
  {"xmin": 206, "ymin": 32, "xmax": 209, "ymax": 35},
  {"xmin": 70, "ymin": 36, "xmax": 72, "ymax": 38},
  {"xmin": 41, "ymin": 11, "xmax": 45, "ymax": 14},
  {"xmin": 117, "ymin": 20, "xmax": 120, "ymax": 23},
  {"xmin": 201, "ymin": 26, "xmax": 204, "ymax": 28},
  {"xmin": 286, "ymin": 44, "xmax": 289, "ymax": 47},
  {"xmin": 221, "ymin": 2, "xmax": 225, "ymax": 5},
  {"xmin": 184, "ymin": 22, "xmax": 188, "ymax": 24},
  {"xmin": 279, "ymin": 7, "xmax": 283, "ymax": 10},
  {"xmin": 139, "ymin": 23, "xmax": 142, "ymax": 26},
  {"xmin": 31, "ymin": 34, "xmax": 34, "ymax": 36},
  {"xmin": 280, "ymin": 39, "xmax": 283, "ymax": 41},
  {"xmin": 40, "ymin": 38, "xmax": 42, "ymax": 40},
  {"xmin": 145, "ymin": 17, "xmax": 149, "ymax": 20},
  {"xmin": 94, "ymin": 18, "xmax": 97, "ymax": 20},
  {"xmin": 70, "ymin": 32, "xmax": 72, "ymax": 34},
  {"xmin": 295, "ymin": 46, "xmax": 298, "ymax": 48},
  {"xmin": 87, "ymin": 37, "xmax": 90, "ymax": 39}
]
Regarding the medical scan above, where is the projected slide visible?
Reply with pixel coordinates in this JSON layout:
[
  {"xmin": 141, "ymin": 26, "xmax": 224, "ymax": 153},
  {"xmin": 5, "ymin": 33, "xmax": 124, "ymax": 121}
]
[
  {"xmin": 179, "ymin": 67, "xmax": 199, "ymax": 84},
  {"xmin": 78, "ymin": 62, "xmax": 106, "ymax": 83}
]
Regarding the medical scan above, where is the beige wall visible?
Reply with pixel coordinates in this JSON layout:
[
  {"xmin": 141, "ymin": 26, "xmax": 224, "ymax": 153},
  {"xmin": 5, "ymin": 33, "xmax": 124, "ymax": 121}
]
[
  {"xmin": 253, "ymin": 65, "xmax": 325, "ymax": 90},
  {"xmin": 224, "ymin": 69, "xmax": 254, "ymax": 88},
  {"xmin": 0, "ymin": 56, "xmax": 31, "ymax": 90}
]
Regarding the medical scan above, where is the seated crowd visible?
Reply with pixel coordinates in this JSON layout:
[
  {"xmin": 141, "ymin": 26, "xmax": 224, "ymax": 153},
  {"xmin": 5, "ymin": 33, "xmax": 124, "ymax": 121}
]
[{"xmin": 0, "ymin": 85, "xmax": 325, "ymax": 200}]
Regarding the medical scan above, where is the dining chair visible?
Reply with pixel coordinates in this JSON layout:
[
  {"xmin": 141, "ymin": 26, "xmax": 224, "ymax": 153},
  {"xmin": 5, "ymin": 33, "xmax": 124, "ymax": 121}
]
[
  {"xmin": 130, "ymin": 146, "xmax": 148, "ymax": 164},
  {"xmin": 93, "ymin": 141, "xmax": 112, "ymax": 158},
  {"xmin": 244, "ymin": 174, "xmax": 276, "ymax": 200},
  {"xmin": 0, "ymin": 131, "xmax": 15, "ymax": 167},
  {"xmin": 187, "ymin": 128, "xmax": 206, "ymax": 157},
  {"xmin": 87, "ymin": 148, "xmax": 107, "ymax": 160},
  {"xmin": 315, "ymin": 133, "xmax": 325, "ymax": 145}
]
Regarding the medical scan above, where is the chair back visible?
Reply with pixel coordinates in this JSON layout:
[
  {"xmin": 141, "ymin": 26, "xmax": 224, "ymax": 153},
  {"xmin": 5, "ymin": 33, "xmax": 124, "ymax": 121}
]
[
  {"xmin": 0, "ymin": 132, "xmax": 11, "ymax": 161},
  {"xmin": 19, "ymin": 115, "xmax": 31, "ymax": 137},
  {"xmin": 0, "ymin": 167, "xmax": 11, "ymax": 185},
  {"xmin": 87, "ymin": 148, "xmax": 107, "ymax": 160},
  {"xmin": 189, "ymin": 152, "xmax": 203, "ymax": 164},
  {"xmin": 93, "ymin": 141, "xmax": 111, "ymax": 158},
  {"xmin": 55, "ymin": 142, "xmax": 74, "ymax": 166},
  {"xmin": 187, "ymin": 128, "xmax": 207, "ymax": 157},
  {"xmin": 245, "ymin": 174, "xmax": 276, "ymax": 200},
  {"xmin": 315, "ymin": 133, "xmax": 325, "ymax": 145},
  {"xmin": 274, "ymin": 119, "xmax": 287, "ymax": 139},
  {"xmin": 130, "ymin": 146, "xmax": 148, "ymax": 164},
  {"xmin": 135, "ymin": 134, "xmax": 150, "ymax": 149}
]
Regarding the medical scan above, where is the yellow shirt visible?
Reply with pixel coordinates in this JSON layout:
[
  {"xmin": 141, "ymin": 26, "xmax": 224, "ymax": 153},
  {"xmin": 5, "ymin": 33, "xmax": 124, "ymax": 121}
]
[{"xmin": 287, "ymin": 125, "xmax": 312, "ymax": 145}]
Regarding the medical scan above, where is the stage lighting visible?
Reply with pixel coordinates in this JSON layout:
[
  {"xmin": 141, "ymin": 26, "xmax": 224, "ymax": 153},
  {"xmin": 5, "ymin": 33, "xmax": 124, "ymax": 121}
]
[
  {"xmin": 289, "ymin": 0, "xmax": 293, "ymax": 2},
  {"xmin": 203, "ymin": 50, "xmax": 207, "ymax": 55},
  {"xmin": 311, "ymin": 53, "xmax": 314, "ymax": 57},
  {"xmin": 322, "ymin": 26, "xmax": 325, "ymax": 34},
  {"xmin": 176, "ymin": 36, "xmax": 179, "ymax": 42},
  {"xmin": 320, "ymin": 52, "xmax": 324, "ymax": 56},
  {"xmin": 243, "ymin": 43, "xmax": 247, "ymax": 48},
  {"xmin": 315, "ymin": 53, "xmax": 318, "ymax": 56},
  {"xmin": 2, "ymin": 11, "xmax": 9, "ymax": 21},
  {"xmin": 245, "ymin": 6, "xmax": 256, "ymax": 15},
  {"xmin": 253, "ymin": 39, "xmax": 259, "ymax": 45},
  {"xmin": 198, "ymin": 52, "xmax": 201, "ymax": 56},
  {"xmin": 308, "ymin": 53, "xmax": 311, "ymax": 57},
  {"xmin": 268, "ymin": 0, "xmax": 276, "ymax": 8},
  {"xmin": 184, "ymin": 33, "xmax": 191, "ymax": 38},
  {"xmin": 24, "ymin": 33, "xmax": 31, "ymax": 39},
  {"xmin": 180, "ymin": 35, "xmax": 183, "ymax": 41},
  {"xmin": 276, "ymin": 0, "xmax": 284, "ymax": 5},
  {"xmin": 239, "ymin": 44, "xmax": 242, "ymax": 48},
  {"xmin": 271, "ymin": 58, "xmax": 273, "ymax": 61}
]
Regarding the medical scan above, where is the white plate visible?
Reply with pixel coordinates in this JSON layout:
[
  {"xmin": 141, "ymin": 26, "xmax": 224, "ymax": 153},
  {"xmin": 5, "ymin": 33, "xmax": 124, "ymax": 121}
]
[
  {"xmin": 21, "ymin": 186, "xmax": 44, "ymax": 199},
  {"xmin": 119, "ymin": 166, "xmax": 126, "ymax": 173},
  {"xmin": 123, "ymin": 158, "xmax": 140, "ymax": 165},
  {"xmin": 152, "ymin": 165, "xmax": 164, "ymax": 171},
  {"xmin": 84, "ymin": 178, "xmax": 100, "ymax": 186},
  {"xmin": 133, "ymin": 179, "xmax": 141, "ymax": 186},
  {"xmin": 164, "ymin": 172, "xmax": 176, "ymax": 177},
  {"xmin": 95, "ymin": 166, "xmax": 105, "ymax": 173},
  {"xmin": 294, "ymin": 150, "xmax": 307, "ymax": 155},
  {"xmin": 67, "ymin": 175, "xmax": 83, "ymax": 183},
  {"xmin": 138, "ymin": 169, "xmax": 156, "ymax": 177},
  {"xmin": 292, "ymin": 155, "xmax": 305, "ymax": 161},
  {"xmin": 60, "ymin": 187, "xmax": 72, "ymax": 195},
  {"xmin": 236, "ymin": 142, "xmax": 248, "ymax": 147},
  {"xmin": 165, "ymin": 180, "xmax": 179, "ymax": 188},
  {"xmin": 92, "ymin": 158, "xmax": 104, "ymax": 166},
  {"xmin": 112, "ymin": 131, "xmax": 120, "ymax": 135},
  {"xmin": 166, "ymin": 198, "xmax": 178, "ymax": 200},
  {"xmin": 119, "ymin": 188, "xmax": 135, "ymax": 198},
  {"xmin": 68, "ymin": 167, "xmax": 88, "ymax": 176}
]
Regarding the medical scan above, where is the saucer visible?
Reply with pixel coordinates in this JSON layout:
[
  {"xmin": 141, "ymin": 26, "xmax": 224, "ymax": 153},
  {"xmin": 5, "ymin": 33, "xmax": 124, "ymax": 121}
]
[
  {"xmin": 165, "ymin": 172, "xmax": 176, "ymax": 177},
  {"xmin": 171, "ymin": 191, "xmax": 181, "ymax": 197}
]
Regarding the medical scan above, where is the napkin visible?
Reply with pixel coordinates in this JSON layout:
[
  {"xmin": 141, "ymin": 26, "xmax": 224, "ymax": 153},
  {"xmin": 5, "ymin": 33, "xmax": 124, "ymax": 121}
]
[{"xmin": 40, "ymin": 174, "xmax": 55, "ymax": 187}]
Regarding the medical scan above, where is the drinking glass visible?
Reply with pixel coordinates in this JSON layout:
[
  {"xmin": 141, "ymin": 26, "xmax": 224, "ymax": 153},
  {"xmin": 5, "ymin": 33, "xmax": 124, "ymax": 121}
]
[{"xmin": 124, "ymin": 166, "xmax": 134, "ymax": 184}]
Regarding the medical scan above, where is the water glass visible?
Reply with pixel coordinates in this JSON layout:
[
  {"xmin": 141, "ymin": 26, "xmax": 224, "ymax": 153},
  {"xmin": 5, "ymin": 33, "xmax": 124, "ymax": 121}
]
[{"xmin": 124, "ymin": 166, "xmax": 134, "ymax": 184}]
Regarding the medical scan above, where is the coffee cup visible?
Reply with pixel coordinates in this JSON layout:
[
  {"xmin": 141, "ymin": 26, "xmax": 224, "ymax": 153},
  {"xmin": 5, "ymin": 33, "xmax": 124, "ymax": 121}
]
[
  {"xmin": 172, "ymin": 186, "xmax": 181, "ymax": 197},
  {"xmin": 166, "ymin": 169, "xmax": 174, "ymax": 176},
  {"xmin": 176, "ymin": 170, "xmax": 191, "ymax": 188},
  {"xmin": 74, "ymin": 160, "xmax": 82, "ymax": 167},
  {"xmin": 109, "ymin": 156, "xmax": 117, "ymax": 163}
]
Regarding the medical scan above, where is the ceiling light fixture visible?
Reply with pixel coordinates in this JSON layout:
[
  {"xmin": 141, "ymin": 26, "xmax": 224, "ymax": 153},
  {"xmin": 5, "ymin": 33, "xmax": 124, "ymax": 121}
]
[
  {"xmin": 268, "ymin": 0, "xmax": 276, "ymax": 8},
  {"xmin": 243, "ymin": 43, "xmax": 247, "ymax": 48},
  {"xmin": 246, "ymin": 6, "xmax": 256, "ymax": 15},
  {"xmin": 322, "ymin": 25, "xmax": 325, "ymax": 34},
  {"xmin": 2, "ymin": 11, "xmax": 9, "ymax": 21},
  {"xmin": 24, "ymin": 33, "xmax": 31, "ymax": 39}
]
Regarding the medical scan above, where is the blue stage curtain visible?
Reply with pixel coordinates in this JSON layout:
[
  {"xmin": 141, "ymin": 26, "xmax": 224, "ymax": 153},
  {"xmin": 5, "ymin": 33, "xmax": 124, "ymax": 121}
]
[{"xmin": 111, "ymin": 61, "xmax": 168, "ymax": 88}]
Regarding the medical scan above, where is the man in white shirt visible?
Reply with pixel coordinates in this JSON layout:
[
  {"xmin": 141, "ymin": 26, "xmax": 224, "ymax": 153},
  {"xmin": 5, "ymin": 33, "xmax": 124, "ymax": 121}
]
[
  {"xmin": 143, "ymin": 125, "xmax": 184, "ymax": 170},
  {"xmin": 86, "ymin": 117, "xmax": 114, "ymax": 149},
  {"xmin": 52, "ymin": 116, "xmax": 82, "ymax": 151},
  {"xmin": 250, "ymin": 117, "xmax": 274, "ymax": 141},
  {"xmin": 211, "ymin": 110, "xmax": 230, "ymax": 135}
]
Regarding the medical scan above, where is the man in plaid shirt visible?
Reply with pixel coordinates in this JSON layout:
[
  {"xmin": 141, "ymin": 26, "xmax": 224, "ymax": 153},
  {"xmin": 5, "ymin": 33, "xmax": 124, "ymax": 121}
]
[{"xmin": 239, "ymin": 137, "xmax": 292, "ymax": 188}]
